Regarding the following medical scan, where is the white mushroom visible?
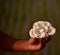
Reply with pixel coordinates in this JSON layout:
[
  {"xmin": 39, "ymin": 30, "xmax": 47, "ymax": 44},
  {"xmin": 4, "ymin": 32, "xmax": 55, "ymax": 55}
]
[
  {"xmin": 29, "ymin": 29, "xmax": 35, "ymax": 38},
  {"xmin": 39, "ymin": 32, "xmax": 46, "ymax": 38},
  {"xmin": 29, "ymin": 21, "xmax": 56, "ymax": 38},
  {"xmin": 48, "ymin": 26, "xmax": 56, "ymax": 35}
]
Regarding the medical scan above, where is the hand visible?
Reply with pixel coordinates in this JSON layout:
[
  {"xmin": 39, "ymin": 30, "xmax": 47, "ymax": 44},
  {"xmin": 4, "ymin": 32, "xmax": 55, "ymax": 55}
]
[{"xmin": 27, "ymin": 36, "xmax": 51, "ymax": 52}]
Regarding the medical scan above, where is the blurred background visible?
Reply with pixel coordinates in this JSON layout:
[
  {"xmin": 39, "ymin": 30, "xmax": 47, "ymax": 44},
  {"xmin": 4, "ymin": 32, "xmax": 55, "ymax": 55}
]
[{"xmin": 0, "ymin": 0, "xmax": 60, "ymax": 55}]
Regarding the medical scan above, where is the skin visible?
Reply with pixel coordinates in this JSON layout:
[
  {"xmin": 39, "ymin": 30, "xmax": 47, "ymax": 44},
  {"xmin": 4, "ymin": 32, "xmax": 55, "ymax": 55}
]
[{"xmin": 0, "ymin": 30, "xmax": 51, "ymax": 52}]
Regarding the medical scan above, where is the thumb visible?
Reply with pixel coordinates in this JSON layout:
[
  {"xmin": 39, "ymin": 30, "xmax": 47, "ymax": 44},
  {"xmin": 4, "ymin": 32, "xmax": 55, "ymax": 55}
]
[{"xmin": 29, "ymin": 38, "xmax": 36, "ymax": 44}]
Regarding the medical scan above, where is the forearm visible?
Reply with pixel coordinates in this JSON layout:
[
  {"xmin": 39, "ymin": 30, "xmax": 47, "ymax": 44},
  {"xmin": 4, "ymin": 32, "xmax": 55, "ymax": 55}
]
[
  {"xmin": 13, "ymin": 40, "xmax": 29, "ymax": 52},
  {"xmin": 0, "ymin": 31, "xmax": 28, "ymax": 52}
]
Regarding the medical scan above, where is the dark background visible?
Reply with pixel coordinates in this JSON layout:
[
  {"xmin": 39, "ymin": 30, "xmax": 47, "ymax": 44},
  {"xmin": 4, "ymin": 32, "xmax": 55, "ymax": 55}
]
[{"xmin": 0, "ymin": 0, "xmax": 60, "ymax": 55}]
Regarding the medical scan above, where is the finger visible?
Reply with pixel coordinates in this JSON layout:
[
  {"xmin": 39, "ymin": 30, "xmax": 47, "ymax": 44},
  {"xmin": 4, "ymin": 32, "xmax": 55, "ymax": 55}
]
[
  {"xmin": 39, "ymin": 38, "xmax": 46, "ymax": 44},
  {"xmin": 29, "ymin": 38, "xmax": 36, "ymax": 44},
  {"xmin": 29, "ymin": 37, "xmax": 40, "ymax": 45},
  {"xmin": 45, "ymin": 36, "xmax": 51, "ymax": 43},
  {"xmin": 38, "ymin": 38, "xmax": 46, "ymax": 49},
  {"xmin": 34, "ymin": 38, "xmax": 40, "ymax": 44}
]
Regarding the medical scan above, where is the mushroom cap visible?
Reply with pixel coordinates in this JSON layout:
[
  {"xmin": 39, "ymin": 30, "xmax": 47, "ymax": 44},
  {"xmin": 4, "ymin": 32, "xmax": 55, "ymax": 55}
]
[{"xmin": 29, "ymin": 21, "xmax": 56, "ymax": 38}]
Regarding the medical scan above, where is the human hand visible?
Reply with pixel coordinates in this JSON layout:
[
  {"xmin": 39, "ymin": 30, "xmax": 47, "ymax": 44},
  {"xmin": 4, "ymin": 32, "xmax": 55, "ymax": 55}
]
[{"xmin": 27, "ymin": 36, "xmax": 51, "ymax": 52}]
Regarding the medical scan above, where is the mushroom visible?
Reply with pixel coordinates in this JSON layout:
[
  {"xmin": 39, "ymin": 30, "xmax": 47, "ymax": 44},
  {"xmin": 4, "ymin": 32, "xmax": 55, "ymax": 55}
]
[{"xmin": 29, "ymin": 21, "xmax": 56, "ymax": 38}]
